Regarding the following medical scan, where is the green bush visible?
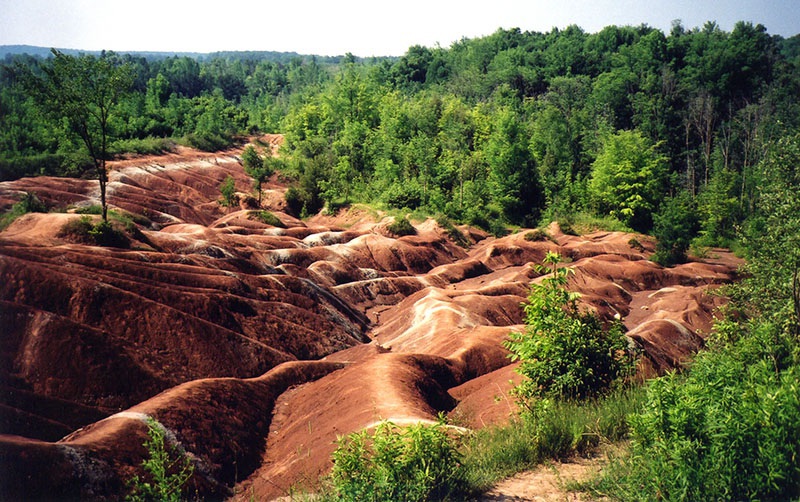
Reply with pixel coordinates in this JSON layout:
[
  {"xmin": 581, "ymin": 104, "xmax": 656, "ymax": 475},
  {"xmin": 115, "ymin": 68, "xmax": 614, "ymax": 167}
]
[
  {"xmin": 110, "ymin": 137, "xmax": 176, "ymax": 156},
  {"xmin": 75, "ymin": 204, "xmax": 104, "ymax": 215},
  {"xmin": 330, "ymin": 419, "xmax": 465, "ymax": 501},
  {"xmin": 90, "ymin": 220, "xmax": 131, "ymax": 248},
  {"xmin": 505, "ymin": 252, "xmax": 635, "ymax": 403},
  {"xmin": 436, "ymin": 215, "xmax": 470, "ymax": 248},
  {"xmin": 219, "ymin": 175, "xmax": 237, "ymax": 207},
  {"xmin": 0, "ymin": 153, "xmax": 92, "ymax": 181},
  {"xmin": 181, "ymin": 132, "xmax": 231, "ymax": 152},
  {"xmin": 127, "ymin": 418, "xmax": 194, "ymax": 502},
  {"xmin": 524, "ymin": 228, "xmax": 552, "ymax": 242},
  {"xmin": 387, "ymin": 216, "xmax": 417, "ymax": 236},
  {"xmin": 58, "ymin": 216, "xmax": 130, "ymax": 248},
  {"xmin": 0, "ymin": 192, "xmax": 47, "ymax": 230},
  {"xmin": 595, "ymin": 335, "xmax": 800, "ymax": 501},
  {"xmin": 652, "ymin": 191, "xmax": 700, "ymax": 266},
  {"xmin": 383, "ymin": 180, "xmax": 424, "ymax": 210},
  {"xmin": 250, "ymin": 210, "xmax": 285, "ymax": 228}
]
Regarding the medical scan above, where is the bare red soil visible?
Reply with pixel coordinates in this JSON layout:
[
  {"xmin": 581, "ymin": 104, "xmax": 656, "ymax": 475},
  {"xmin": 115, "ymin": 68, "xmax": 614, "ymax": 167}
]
[{"xmin": 0, "ymin": 138, "xmax": 741, "ymax": 500}]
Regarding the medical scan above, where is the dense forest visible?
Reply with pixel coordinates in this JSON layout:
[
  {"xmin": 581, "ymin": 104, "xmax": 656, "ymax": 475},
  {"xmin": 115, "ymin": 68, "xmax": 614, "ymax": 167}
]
[{"xmin": 2, "ymin": 21, "xmax": 800, "ymax": 256}]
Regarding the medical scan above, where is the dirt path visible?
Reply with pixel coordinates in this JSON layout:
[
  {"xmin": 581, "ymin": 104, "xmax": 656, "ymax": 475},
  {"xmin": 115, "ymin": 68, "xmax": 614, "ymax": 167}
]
[{"xmin": 481, "ymin": 456, "xmax": 604, "ymax": 501}]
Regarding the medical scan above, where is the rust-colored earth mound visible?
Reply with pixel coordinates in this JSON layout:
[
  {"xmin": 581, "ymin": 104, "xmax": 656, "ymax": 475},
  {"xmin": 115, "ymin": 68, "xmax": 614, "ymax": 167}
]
[{"xmin": 0, "ymin": 140, "xmax": 741, "ymax": 500}]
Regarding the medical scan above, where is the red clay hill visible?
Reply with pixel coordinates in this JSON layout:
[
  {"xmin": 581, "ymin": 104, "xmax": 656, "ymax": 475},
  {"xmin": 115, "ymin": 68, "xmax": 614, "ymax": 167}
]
[{"xmin": 0, "ymin": 137, "xmax": 741, "ymax": 500}]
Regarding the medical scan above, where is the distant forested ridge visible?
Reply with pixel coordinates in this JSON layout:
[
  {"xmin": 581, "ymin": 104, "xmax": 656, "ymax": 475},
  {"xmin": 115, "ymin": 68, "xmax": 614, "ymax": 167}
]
[{"xmin": 2, "ymin": 22, "xmax": 799, "ymax": 248}]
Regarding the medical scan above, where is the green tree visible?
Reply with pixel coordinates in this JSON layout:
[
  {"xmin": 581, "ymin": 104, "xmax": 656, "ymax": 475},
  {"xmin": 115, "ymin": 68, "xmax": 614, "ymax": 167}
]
[
  {"xmin": 485, "ymin": 107, "xmax": 542, "ymax": 225},
  {"xmin": 589, "ymin": 129, "xmax": 667, "ymax": 231},
  {"xmin": 219, "ymin": 175, "xmax": 236, "ymax": 207},
  {"xmin": 505, "ymin": 252, "xmax": 634, "ymax": 403},
  {"xmin": 241, "ymin": 145, "xmax": 275, "ymax": 205},
  {"xmin": 652, "ymin": 190, "xmax": 700, "ymax": 266},
  {"xmin": 737, "ymin": 134, "xmax": 800, "ymax": 336},
  {"xmin": 19, "ymin": 49, "xmax": 133, "ymax": 221}
]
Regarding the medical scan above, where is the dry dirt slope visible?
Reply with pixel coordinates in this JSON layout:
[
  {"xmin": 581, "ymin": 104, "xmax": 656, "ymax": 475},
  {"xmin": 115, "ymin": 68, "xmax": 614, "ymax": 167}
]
[{"xmin": 0, "ymin": 140, "xmax": 740, "ymax": 500}]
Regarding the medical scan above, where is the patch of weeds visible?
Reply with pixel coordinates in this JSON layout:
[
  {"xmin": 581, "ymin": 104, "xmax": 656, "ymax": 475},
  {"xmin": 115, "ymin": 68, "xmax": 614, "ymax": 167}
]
[
  {"xmin": 460, "ymin": 385, "xmax": 646, "ymax": 494},
  {"xmin": 249, "ymin": 210, "xmax": 285, "ymax": 228},
  {"xmin": 126, "ymin": 418, "xmax": 194, "ymax": 502},
  {"xmin": 552, "ymin": 212, "xmax": 631, "ymax": 235},
  {"xmin": 436, "ymin": 215, "xmax": 470, "ymax": 248},
  {"xmin": 525, "ymin": 228, "xmax": 553, "ymax": 243},
  {"xmin": 387, "ymin": 216, "xmax": 417, "ymax": 236},
  {"xmin": 219, "ymin": 175, "xmax": 237, "ymax": 207},
  {"xmin": 58, "ymin": 216, "xmax": 130, "ymax": 248},
  {"xmin": 110, "ymin": 137, "xmax": 176, "ymax": 157},
  {"xmin": 75, "ymin": 204, "xmax": 104, "ymax": 215},
  {"xmin": 0, "ymin": 192, "xmax": 47, "ymax": 230},
  {"xmin": 329, "ymin": 418, "xmax": 466, "ymax": 502},
  {"xmin": 689, "ymin": 242, "xmax": 713, "ymax": 260},
  {"xmin": 627, "ymin": 237, "xmax": 644, "ymax": 252}
]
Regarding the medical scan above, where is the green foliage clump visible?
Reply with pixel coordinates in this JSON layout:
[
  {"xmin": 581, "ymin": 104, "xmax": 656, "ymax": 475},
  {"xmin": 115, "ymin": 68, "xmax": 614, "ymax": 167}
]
[
  {"xmin": 0, "ymin": 192, "xmax": 46, "ymax": 230},
  {"xmin": 505, "ymin": 252, "xmax": 635, "ymax": 403},
  {"xmin": 242, "ymin": 144, "xmax": 277, "ymax": 204},
  {"xmin": 218, "ymin": 175, "xmax": 237, "ymax": 207},
  {"xmin": 249, "ymin": 210, "xmax": 285, "ymax": 228},
  {"xmin": 0, "ymin": 154, "xmax": 85, "ymax": 181},
  {"xmin": 58, "ymin": 215, "xmax": 130, "ymax": 248},
  {"xmin": 549, "ymin": 212, "xmax": 632, "ymax": 236},
  {"xmin": 627, "ymin": 237, "xmax": 644, "ymax": 252},
  {"xmin": 386, "ymin": 216, "xmax": 417, "ymax": 236},
  {"xmin": 181, "ymin": 132, "xmax": 231, "ymax": 152},
  {"xmin": 589, "ymin": 130, "xmax": 667, "ymax": 232},
  {"xmin": 524, "ymin": 228, "xmax": 552, "ymax": 242},
  {"xmin": 127, "ymin": 418, "xmax": 195, "ymax": 502},
  {"xmin": 110, "ymin": 137, "xmax": 176, "ymax": 156},
  {"xmin": 435, "ymin": 215, "xmax": 470, "ymax": 248},
  {"xmin": 75, "ymin": 204, "xmax": 104, "ymax": 215},
  {"xmin": 330, "ymin": 419, "xmax": 465, "ymax": 502},
  {"xmin": 383, "ymin": 179, "xmax": 424, "ymax": 210},
  {"xmin": 595, "ymin": 329, "xmax": 800, "ymax": 501},
  {"xmin": 734, "ymin": 134, "xmax": 800, "ymax": 336},
  {"xmin": 652, "ymin": 191, "xmax": 700, "ymax": 266}
]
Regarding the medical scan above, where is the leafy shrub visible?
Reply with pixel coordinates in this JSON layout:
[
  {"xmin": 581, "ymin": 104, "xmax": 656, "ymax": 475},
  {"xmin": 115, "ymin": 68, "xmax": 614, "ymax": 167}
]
[
  {"xmin": 436, "ymin": 215, "xmax": 470, "ymax": 248},
  {"xmin": 596, "ymin": 334, "xmax": 800, "ymax": 501},
  {"xmin": 0, "ymin": 192, "xmax": 46, "ymax": 230},
  {"xmin": 110, "ymin": 137, "xmax": 176, "ymax": 156},
  {"xmin": 219, "ymin": 175, "xmax": 237, "ymax": 207},
  {"xmin": 181, "ymin": 132, "xmax": 231, "ymax": 152},
  {"xmin": 57, "ymin": 216, "xmax": 96, "ymax": 243},
  {"xmin": 383, "ymin": 180, "xmax": 424, "ymax": 210},
  {"xmin": 0, "ymin": 153, "xmax": 92, "ymax": 181},
  {"xmin": 75, "ymin": 204, "xmax": 104, "ymax": 215},
  {"xmin": 90, "ymin": 220, "xmax": 131, "ymax": 247},
  {"xmin": 627, "ymin": 237, "xmax": 644, "ymax": 252},
  {"xmin": 250, "ymin": 210, "xmax": 285, "ymax": 228},
  {"xmin": 127, "ymin": 418, "xmax": 194, "ymax": 502},
  {"xmin": 284, "ymin": 186, "xmax": 304, "ymax": 216},
  {"xmin": 387, "ymin": 216, "xmax": 416, "ymax": 236},
  {"xmin": 330, "ymin": 419, "xmax": 465, "ymax": 501},
  {"xmin": 505, "ymin": 252, "xmax": 635, "ymax": 403},
  {"xmin": 58, "ymin": 216, "xmax": 130, "ymax": 248},
  {"xmin": 524, "ymin": 229, "xmax": 552, "ymax": 242}
]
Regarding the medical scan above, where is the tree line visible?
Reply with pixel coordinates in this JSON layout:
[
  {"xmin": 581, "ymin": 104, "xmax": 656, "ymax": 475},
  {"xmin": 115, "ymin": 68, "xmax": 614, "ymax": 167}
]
[{"xmin": 2, "ymin": 21, "xmax": 799, "ymax": 257}]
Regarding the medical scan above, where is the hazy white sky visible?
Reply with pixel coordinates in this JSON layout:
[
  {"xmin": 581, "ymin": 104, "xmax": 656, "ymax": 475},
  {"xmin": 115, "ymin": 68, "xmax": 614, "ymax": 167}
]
[{"xmin": 0, "ymin": 0, "xmax": 798, "ymax": 57}]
